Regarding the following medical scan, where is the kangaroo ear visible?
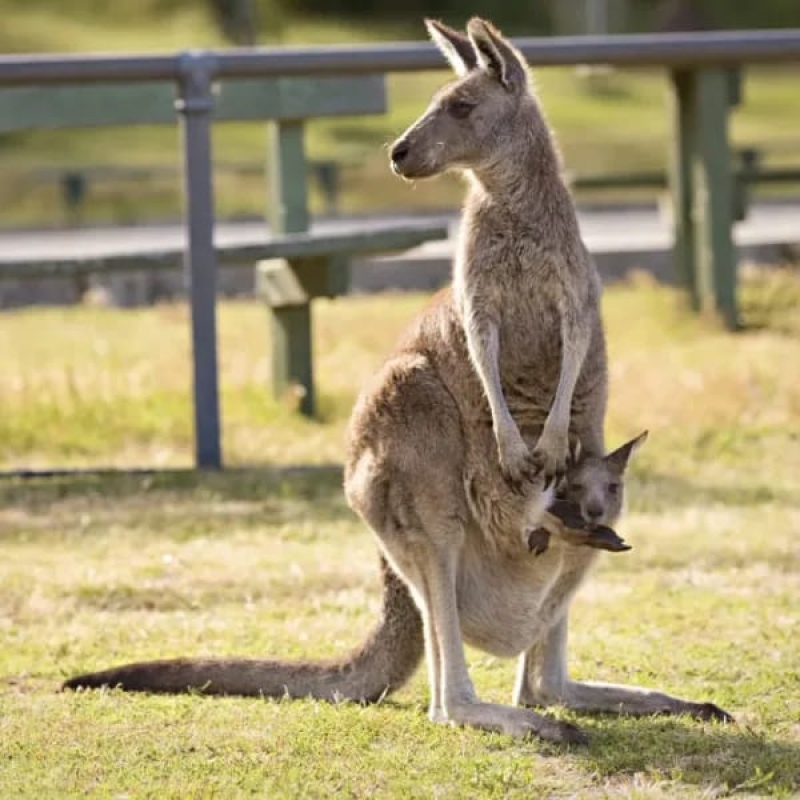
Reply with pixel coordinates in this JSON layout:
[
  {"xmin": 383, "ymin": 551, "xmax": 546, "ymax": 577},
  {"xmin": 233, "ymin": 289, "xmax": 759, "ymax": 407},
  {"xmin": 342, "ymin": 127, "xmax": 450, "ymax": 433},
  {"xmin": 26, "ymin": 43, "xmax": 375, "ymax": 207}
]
[
  {"xmin": 425, "ymin": 19, "xmax": 478, "ymax": 77},
  {"xmin": 466, "ymin": 17, "xmax": 527, "ymax": 91},
  {"xmin": 605, "ymin": 431, "xmax": 649, "ymax": 473}
]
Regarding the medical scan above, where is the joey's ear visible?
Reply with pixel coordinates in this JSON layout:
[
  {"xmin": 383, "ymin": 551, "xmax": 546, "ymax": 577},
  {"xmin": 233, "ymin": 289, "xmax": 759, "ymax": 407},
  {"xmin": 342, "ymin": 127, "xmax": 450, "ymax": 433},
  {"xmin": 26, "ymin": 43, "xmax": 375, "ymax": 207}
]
[
  {"xmin": 605, "ymin": 431, "xmax": 649, "ymax": 473},
  {"xmin": 466, "ymin": 17, "xmax": 528, "ymax": 91},
  {"xmin": 425, "ymin": 18, "xmax": 478, "ymax": 76}
]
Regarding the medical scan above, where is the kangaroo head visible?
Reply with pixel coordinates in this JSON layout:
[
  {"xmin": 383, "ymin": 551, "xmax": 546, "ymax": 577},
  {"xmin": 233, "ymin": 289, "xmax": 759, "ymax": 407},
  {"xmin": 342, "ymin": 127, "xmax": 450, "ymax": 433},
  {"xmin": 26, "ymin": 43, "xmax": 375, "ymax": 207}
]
[
  {"xmin": 389, "ymin": 17, "xmax": 545, "ymax": 180},
  {"xmin": 559, "ymin": 432, "xmax": 649, "ymax": 527}
]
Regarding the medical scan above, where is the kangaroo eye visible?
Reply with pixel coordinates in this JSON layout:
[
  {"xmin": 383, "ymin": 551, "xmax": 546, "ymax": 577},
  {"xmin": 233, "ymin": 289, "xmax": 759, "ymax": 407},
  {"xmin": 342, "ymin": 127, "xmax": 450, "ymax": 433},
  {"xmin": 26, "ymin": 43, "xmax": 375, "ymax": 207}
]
[
  {"xmin": 448, "ymin": 99, "xmax": 475, "ymax": 119},
  {"xmin": 608, "ymin": 482, "xmax": 620, "ymax": 496},
  {"xmin": 570, "ymin": 482, "xmax": 584, "ymax": 493}
]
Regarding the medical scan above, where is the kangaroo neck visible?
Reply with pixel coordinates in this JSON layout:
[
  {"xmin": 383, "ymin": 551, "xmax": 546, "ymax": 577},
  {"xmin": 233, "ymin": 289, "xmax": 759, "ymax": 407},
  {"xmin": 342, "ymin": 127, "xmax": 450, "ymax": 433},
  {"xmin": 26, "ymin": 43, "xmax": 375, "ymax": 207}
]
[{"xmin": 465, "ymin": 133, "xmax": 575, "ymax": 231}]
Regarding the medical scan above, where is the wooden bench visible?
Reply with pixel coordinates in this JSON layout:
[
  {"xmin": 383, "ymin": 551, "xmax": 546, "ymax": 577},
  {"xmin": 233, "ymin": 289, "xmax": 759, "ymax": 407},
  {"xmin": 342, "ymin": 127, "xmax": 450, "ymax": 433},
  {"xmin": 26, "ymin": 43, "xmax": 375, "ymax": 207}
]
[{"xmin": 0, "ymin": 75, "xmax": 449, "ymax": 416}]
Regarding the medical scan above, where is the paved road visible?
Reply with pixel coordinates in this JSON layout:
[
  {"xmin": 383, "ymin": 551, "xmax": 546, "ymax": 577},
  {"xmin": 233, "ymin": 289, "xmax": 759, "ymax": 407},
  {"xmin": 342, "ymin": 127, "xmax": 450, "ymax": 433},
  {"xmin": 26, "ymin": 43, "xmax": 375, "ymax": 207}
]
[
  {"xmin": 380, "ymin": 201, "xmax": 800, "ymax": 258},
  {"xmin": 0, "ymin": 202, "xmax": 796, "ymax": 300},
  {"xmin": 0, "ymin": 201, "xmax": 797, "ymax": 262}
]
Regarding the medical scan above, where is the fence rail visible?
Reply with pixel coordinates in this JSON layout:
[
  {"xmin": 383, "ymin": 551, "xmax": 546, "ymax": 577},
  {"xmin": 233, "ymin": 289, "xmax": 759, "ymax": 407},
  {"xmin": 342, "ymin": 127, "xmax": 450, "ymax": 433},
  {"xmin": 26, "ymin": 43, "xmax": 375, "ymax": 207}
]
[{"xmin": 2, "ymin": 30, "xmax": 800, "ymax": 86}]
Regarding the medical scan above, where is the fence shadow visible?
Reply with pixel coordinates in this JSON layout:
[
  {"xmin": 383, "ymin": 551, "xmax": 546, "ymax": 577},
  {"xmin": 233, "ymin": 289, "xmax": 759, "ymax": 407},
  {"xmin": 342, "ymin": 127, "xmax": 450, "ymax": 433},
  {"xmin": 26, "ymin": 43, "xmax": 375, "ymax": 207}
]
[
  {"xmin": 3, "ymin": 460, "xmax": 796, "ymax": 519},
  {"xmin": 0, "ymin": 463, "xmax": 351, "ymax": 521}
]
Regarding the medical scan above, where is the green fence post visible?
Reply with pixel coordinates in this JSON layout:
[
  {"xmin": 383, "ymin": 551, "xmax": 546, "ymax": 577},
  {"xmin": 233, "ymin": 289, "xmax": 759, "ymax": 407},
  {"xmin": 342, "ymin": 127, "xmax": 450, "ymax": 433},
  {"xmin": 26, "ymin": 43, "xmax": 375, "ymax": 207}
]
[
  {"xmin": 668, "ymin": 69, "xmax": 700, "ymax": 309},
  {"xmin": 692, "ymin": 67, "xmax": 739, "ymax": 330},
  {"xmin": 266, "ymin": 120, "xmax": 315, "ymax": 416}
]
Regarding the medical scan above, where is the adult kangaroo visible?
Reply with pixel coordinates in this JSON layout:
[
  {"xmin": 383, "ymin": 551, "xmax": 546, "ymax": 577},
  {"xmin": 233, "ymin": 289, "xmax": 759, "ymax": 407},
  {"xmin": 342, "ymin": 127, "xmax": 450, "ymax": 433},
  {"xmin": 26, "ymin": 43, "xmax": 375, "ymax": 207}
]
[{"xmin": 64, "ymin": 18, "xmax": 732, "ymax": 742}]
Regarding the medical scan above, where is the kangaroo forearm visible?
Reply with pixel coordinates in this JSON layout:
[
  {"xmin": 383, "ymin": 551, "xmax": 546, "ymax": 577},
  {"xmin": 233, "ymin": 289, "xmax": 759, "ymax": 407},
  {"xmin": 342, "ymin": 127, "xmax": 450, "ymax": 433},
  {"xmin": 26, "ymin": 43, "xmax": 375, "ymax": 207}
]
[
  {"xmin": 543, "ymin": 313, "xmax": 590, "ymax": 442},
  {"xmin": 463, "ymin": 312, "xmax": 516, "ymax": 441}
]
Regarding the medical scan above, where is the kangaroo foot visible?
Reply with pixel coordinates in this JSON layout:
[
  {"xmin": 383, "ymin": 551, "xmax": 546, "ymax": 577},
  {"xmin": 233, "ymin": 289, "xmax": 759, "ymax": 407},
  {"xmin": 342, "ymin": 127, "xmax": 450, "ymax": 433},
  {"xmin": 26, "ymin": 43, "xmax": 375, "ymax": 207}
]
[
  {"xmin": 545, "ymin": 499, "xmax": 631, "ymax": 553},
  {"xmin": 585, "ymin": 526, "xmax": 631, "ymax": 552},
  {"xmin": 528, "ymin": 521, "xmax": 629, "ymax": 557},
  {"xmin": 440, "ymin": 701, "xmax": 588, "ymax": 744}
]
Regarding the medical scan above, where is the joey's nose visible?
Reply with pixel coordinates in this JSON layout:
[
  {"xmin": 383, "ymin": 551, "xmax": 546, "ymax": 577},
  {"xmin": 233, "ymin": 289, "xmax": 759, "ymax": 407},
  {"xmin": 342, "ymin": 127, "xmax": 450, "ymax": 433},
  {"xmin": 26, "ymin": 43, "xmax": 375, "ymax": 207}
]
[
  {"xmin": 390, "ymin": 140, "xmax": 410, "ymax": 166},
  {"xmin": 586, "ymin": 505, "xmax": 604, "ymax": 522}
]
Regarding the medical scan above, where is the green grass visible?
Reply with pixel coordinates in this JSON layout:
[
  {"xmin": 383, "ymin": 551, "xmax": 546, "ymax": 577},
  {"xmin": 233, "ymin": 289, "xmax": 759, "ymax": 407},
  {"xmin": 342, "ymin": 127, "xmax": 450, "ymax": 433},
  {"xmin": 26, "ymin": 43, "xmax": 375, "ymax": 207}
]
[
  {"xmin": 0, "ymin": 2, "xmax": 798, "ymax": 224},
  {"xmin": 1, "ymin": 274, "xmax": 800, "ymax": 797}
]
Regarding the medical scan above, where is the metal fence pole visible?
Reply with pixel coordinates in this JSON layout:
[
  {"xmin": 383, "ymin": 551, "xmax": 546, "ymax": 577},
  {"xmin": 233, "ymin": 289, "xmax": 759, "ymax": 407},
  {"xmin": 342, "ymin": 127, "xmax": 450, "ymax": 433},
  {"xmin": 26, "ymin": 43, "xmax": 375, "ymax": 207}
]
[{"xmin": 175, "ymin": 52, "xmax": 222, "ymax": 469}]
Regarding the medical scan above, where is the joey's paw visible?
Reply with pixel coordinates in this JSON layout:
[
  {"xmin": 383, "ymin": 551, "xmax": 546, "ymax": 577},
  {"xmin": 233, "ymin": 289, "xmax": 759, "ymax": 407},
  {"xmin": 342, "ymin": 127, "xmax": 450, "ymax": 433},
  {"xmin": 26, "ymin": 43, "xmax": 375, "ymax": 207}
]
[
  {"xmin": 526, "ymin": 527, "xmax": 551, "ymax": 556},
  {"xmin": 497, "ymin": 434, "xmax": 540, "ymax": 493},
  {"xmin": 690, "ymin": 702, "xmax": 735, "ymax": 724}
]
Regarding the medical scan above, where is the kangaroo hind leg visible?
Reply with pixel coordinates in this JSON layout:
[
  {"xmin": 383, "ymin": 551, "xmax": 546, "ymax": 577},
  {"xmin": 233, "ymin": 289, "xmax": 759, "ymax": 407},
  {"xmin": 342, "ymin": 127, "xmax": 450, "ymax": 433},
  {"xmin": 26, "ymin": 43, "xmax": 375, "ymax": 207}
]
[
  {"xmin": 384, "ymin": 524, "xmax": 587, "ymax": 745},
  {"xmin": 515, "ymin": 616, "xmax": 733, "ymax": 723}
]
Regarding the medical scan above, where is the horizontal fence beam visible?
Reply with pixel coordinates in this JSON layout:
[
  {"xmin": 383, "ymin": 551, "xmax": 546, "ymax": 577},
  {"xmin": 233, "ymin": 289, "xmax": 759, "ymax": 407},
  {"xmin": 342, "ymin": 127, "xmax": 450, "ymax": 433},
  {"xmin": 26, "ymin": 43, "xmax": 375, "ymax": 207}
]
[
  {"xmin": 1, "ymin": 30, "xmax": 800, "ymax": 87},
  {"xmin": 572, "ymin": 166, "xmax": 800, "ymax": 190},
  {"xmin": 0, "ymin": 220, "xmax": 451, "ymax": 280}
]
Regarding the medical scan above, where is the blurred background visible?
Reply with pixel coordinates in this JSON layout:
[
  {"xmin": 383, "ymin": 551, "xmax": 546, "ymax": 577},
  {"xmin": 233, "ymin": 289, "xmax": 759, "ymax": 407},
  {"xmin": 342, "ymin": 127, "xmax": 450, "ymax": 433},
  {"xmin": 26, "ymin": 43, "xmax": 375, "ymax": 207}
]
[{"xmin": 1, "ymin": 0, "xmax": 798, "ymax": 228}]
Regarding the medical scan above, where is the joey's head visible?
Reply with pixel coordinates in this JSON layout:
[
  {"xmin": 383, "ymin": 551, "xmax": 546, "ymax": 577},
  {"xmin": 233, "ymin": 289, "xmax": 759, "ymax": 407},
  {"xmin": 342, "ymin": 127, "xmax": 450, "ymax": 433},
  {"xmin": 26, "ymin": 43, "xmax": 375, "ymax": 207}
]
[
  {"xmin": 389, "ymin": 17, "xmax": 546, "ymax": 181},
  {"xmin": 560, "ymin": 432, "xmax": 648, "ymax": 528}
]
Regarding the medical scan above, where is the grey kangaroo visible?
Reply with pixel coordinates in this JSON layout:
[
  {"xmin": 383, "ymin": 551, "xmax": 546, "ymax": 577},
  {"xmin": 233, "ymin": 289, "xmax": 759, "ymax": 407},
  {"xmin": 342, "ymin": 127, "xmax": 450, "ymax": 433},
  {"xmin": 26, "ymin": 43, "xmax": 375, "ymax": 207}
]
[{"xmin": 64, "ymin": 18, "xmax": 732, "ymax": 743}]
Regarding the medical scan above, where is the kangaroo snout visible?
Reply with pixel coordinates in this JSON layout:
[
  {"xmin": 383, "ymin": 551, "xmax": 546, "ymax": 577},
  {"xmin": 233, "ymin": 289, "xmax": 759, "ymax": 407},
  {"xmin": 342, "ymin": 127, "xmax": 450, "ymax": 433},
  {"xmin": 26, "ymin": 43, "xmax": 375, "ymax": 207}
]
[
  {"xmin": 389, "ymin": 138, "xmax": 412, "ymax": 176},
  {"xmin": 585, "ymin": 503, "xmax": 605, "ymax": 523},
  {"xmin": 390, "ymin": 139, "xmax": 410, "ymax": 165},
  {"xmin": 389, "ymin": 134, "xmax": 440, "ymax": 180}
]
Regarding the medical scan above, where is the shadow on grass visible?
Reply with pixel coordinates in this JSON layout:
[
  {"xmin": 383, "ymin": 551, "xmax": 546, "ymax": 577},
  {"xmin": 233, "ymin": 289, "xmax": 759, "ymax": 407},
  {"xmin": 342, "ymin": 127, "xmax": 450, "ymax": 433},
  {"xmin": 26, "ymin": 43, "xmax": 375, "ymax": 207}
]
[
  {"xmin": 5, "ymin": 460, "xmax": 797, "ymax": 510},
  {"xmin": 577, "ymin": 714, "xmax": 800, "ymax": 794},
  {"xmin": 0, "ymin": 464, "xmax": 348, "ymax": 516}
]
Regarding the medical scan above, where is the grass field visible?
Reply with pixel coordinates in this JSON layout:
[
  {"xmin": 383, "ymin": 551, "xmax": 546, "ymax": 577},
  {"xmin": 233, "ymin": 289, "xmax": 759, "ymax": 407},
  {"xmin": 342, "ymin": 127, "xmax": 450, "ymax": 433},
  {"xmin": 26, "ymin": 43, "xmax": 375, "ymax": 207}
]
[
  {"xmin": 1, "ymin": 272, "xmax": 799, "ymax": 797},
  {"xmin": 0, "ymin": 1, "xmax": 798, "ymax": 225}
]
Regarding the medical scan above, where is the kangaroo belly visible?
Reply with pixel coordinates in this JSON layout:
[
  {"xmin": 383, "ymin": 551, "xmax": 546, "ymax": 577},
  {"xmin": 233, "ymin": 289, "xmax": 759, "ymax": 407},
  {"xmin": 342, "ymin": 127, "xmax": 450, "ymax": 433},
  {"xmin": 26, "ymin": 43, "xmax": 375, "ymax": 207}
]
[{"xmin": 456, "ymin": 534, "xmax": 595, "ymax": 658}]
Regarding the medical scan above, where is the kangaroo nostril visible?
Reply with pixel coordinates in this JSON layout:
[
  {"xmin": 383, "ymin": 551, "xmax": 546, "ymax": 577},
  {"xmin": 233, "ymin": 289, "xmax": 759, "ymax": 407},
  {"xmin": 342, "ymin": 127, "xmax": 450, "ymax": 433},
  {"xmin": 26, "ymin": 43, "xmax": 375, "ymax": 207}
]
[
  {"xmin": 391, "ymin": 140, "xmax": 410, "ymax": 164},
  {"xmin": 586, "ymin": 506, "xmax": 603, "ymax": 520}
]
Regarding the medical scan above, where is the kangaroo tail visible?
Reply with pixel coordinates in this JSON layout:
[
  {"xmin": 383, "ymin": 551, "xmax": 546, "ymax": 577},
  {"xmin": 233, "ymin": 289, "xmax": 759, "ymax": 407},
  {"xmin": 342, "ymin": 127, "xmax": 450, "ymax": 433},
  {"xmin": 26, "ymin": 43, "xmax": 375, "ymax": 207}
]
[{"xmin": 62, "ymin": 557, "xmax": 423, "ymax": 702}]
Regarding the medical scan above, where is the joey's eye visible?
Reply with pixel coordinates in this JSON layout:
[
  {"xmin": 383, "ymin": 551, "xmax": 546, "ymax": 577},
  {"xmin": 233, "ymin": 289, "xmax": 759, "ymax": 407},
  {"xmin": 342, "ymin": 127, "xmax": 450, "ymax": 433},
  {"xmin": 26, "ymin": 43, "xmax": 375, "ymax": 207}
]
[
  {"xmin": 448, "ymin": 99, "xmax": 475, "ymax": 119},
  {"xmin": 570, "ymin": 482, "xmax": 584, "ymax": 494},
  {"xmin": 608, "ymin": 482, "xmax": 620, "ymax": 496}
]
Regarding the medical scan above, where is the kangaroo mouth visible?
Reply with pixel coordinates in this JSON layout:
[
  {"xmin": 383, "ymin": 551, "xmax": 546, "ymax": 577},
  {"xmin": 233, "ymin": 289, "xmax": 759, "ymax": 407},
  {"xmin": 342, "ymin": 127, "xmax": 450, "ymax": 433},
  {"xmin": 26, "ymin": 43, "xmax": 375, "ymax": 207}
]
[{"xmin": 390, "ymin": 159, "xmax": 440, "ymax": 181}]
